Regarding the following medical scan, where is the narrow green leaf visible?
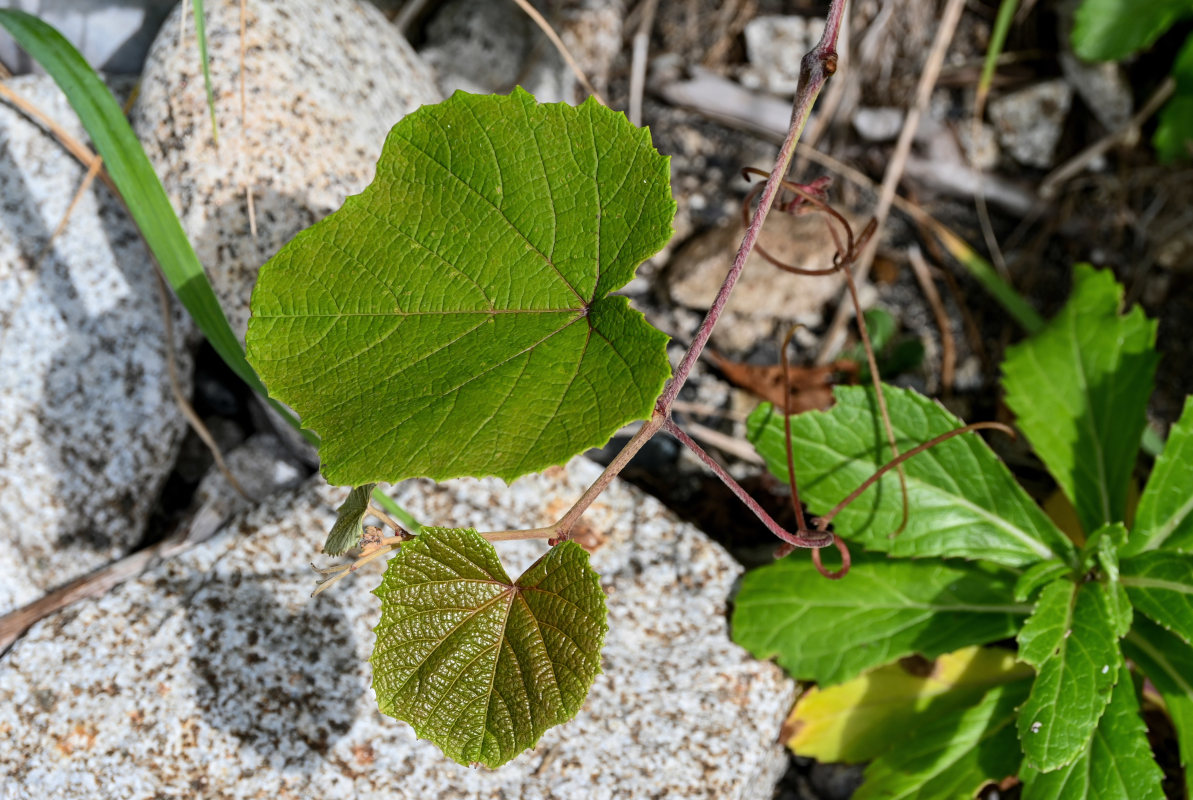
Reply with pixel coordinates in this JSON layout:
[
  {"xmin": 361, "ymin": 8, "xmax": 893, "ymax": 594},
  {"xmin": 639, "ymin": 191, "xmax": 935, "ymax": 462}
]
[
  {"xmin": 1020, "ymin": 664, "xmax": 1164, "ymax": 800},
  {"xmin": 1128, "ymin": 396, "xmax": 1193, "ymax": 555},
  {"xmin": 1071, "ymin": 0, "xmax": 1193, "ymax": 61},
  {"xmin": 1122, "ymin": 551, "xmax": 1193, "ymax": 646},
  {"xmin": 732, "ymin": 554, "xmax": 1029, "ymax": 686},
  {"xmin": 1123, "ymin": 617, "xmax": 1193, "ymax": 794},
  {"xmin": 787, "ymin": 646, "xmax": 1032, "ymax": 765},
  {"xmin": 371, "ymin": 486, "xmax": 422, "ymax": 533},
  {"xmin": 747, "ymin": 386, "xmax": 1072, "ymax": 567},
  {"xmin": 371, "ymin": 528, "xmax": 607, "ymax": 768},
  {"xmin": 247, "ymin": 89, "xmax": 675, "ymax": 486},
  {"xmin": 979, "ymin": 0, "xmax": 1020, "ymax": 105},
  {"xmin": 1155, "ymin": 34, "xmax": 1193, "ymax": 162},
  {"xmin": 1002, "ymin": 265, "xmax": 1159, "ymax": 537},
  {"xmin": 1017, "ymin": 579, "xmax": 1127, "ymax": 770},
  {"xmin": 0, "ymin": 10, "xmax": 262, "ymax": 399},
  {"xmin": 190, "ymin": 0, "xmax": 218, "ymax": 145},
  {"xmin": 324, "ymin": 484, "xmax": 377, "ymax": 555},
  {"xmin": 855, "ymin": 680, "xmax": 1029, "ymax": 800},
  {"xmin": 1082, "ymin": 522, "xmax": 1127, "ymax": 583},
  {"xmin": 1015, "ymin": 560, "xmax": 1072, "ymax": 602}
]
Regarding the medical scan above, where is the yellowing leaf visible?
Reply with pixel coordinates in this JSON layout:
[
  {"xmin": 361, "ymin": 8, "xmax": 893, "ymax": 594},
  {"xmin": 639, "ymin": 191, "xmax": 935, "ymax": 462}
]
[{"xmin": 784, "ymin": 646, "xmax": 1032, "ymax": 764}]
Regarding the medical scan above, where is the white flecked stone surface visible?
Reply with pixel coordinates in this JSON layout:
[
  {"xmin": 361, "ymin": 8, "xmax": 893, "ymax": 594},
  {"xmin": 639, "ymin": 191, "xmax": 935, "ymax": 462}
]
[
  {"xmin": 0, "ymin": 75, "xmax": 191, "ymax": 615},
  {"xmin": 988, "ymin": 79, "xmax": 1073, "ymax": 169},
  {"xmin": 0, "ymin": 458, "xmax": 792, "ymax": 799},
  {"xmin": 131, "ymin": 0, "xmax": 440, "ymax": 340}
]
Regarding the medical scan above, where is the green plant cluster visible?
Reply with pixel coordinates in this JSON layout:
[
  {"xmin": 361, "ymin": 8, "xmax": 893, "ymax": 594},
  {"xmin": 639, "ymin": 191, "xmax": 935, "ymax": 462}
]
[
  {"xmin": 1072, "ymin": 0, "xmax": 1193, "ymax": 161},
  {"xmin": 734, "ymin": 266, "xmax": 1193, "ymax": 798}
]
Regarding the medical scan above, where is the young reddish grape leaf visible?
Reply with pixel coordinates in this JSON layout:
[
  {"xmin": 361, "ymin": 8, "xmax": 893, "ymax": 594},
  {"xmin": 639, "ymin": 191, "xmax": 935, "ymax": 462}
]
[
  {"xmin": 1121, "ymin": 551, "xmax": 1193, "ymax": 646},
  {"xmin": 371, "ymin": 527, "xmax": 606, "ymax": 768},
  {"xmin": 1071, "ymin": 0, "xmax": 1193, "ymax": 61},
  {"xmin": 853, "ymin": 680, "xmax": 1029, "ymax": 800},
  {"xmin": 747, "ymin": 385, "xmax": 1073, "ymax": 568},
  {"xmin": 1015, "ymin": 560, "xmax": 1072, "ymax": 602},
  {"xmin": 323, "ymin": 483, "xmax": 377, "ymax": 555},
  {"xmin": 246, "ymin": 89, "xmax": 674, "ymax": 486},
  {"xmin": 1154, "ymin": 35, "xmax": 1193, "ymax": 163},
  {"xmin": 1125, "ymin": 396, "xmax": 1193, "ymax": 555},
  {"xmin": 1123, "ymin": 617, "xmax": 1193, "ymax": 795},
  {"xmin": 785, "ymin": 646, "xmax": 1031, "ymax": 764},
  {"xmin": 1002, "ymin": 266, "xmax": 1158, "ymax": 538},
  {"xmin": 1017, "ymin": 578, "xmax": 1129, "ymax": 771},
  {"xmin": 1019, "ymin": 664, "xmax": 1164, "ymax": 800},
  {"xmin": 731, "ymin": 553, "xmax": 1028, "ymax": 686}
]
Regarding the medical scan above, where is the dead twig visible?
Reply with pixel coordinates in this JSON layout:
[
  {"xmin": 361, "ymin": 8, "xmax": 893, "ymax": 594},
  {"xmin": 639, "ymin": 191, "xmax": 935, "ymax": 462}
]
[
  {"xmin": 907, "ymin": 244, "xmax": 955, "ymax": 393},
  {"xmin": 817, "ymin": 0, "xmax": 966, "ymax": 364},
  {"xmin": 1040, "ymin": 77, "xmax": 1177, "ymax": 199},
  {"xmin": 509, "ymin": 0, "xmax": 607, "ymax": 106},
  {"xmin": 628, "ymin": 0, "xmax": 660, "ymax": 126}
]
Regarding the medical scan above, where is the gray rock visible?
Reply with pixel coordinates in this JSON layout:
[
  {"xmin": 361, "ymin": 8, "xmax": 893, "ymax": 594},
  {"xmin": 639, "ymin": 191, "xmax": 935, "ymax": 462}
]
[
  {"xmin": 743, "ymin": 15, "xmax": 826, "ymax": 96},
  {"xmin": 0, "ymin": 75, "xmax": 191, "ymax": 615},
  {"xmin": 0, "ymin": 0, "xmax": 175, "ymax": 75},
  {"xmin": 131, "ymin": 0, "xmax": 440, "ymax": 341},
  {"xmin": 420, "ymin": 0, "xmax": 623, "ymax": 105},
  {"xmin": 1060, "ymin": 53, "xmax": 1133, "ymax": 133},
  {"xmin": 852, "ymin": 107, "xmax": 905, "ymax": 143},
  {"xmin": 666, "ymin": 212, "xmax": 853, "ymax": 326},
  {"xmin": 0, "ymin": 458, "xmax": 793, "ymax": 798},
  {"xmin": 988, "ymin": 80, "xmax": 1073, "ymax": 169}
]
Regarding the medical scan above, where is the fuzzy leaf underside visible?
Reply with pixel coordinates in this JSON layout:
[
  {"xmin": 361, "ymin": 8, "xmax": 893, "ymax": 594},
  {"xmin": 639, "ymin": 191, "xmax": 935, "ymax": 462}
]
[
  {"xmin": 1019, "ymin": 664, "xmax": 1164, "ymax": 800},
  {"xmin": 1121, "ymin": 551, "xmax": 1193, "ymax": 646},
  {"xmin": 785, "ymin": 646, "xmax": 1032, "ymax": 765},
  {"xmin": 747, "ymin": 385, "xmax": 1072, "ymax": 567},
  {"xmin": 371, "ymin": 528, "xmax": 607, "ymax": 768},
  {"xmin": 324, "ymin": 483, "xmax": 377, "ymax": 555},
  {"xmin": 246, "ymin": 89, "xmax": 675, "ymax": 486},
  {"xmin": 731, "ymin": 554, "xmax": 1028, "ymax": 686},
  {"xmin": 1002, "ymin": 266, "xmax": 1159, "ymax": 538},
  {"xmin": 1071, "ymin": 0, "xmax": 1193, "ymax": 61},
  {"xmin": 1128, "ymin": 396, "xmax": 1193, "ymax": 555},
  {"xmin": 1016, "ymin": 578, "xmax": 1129, "ymax": 771},
  {"xmin": 854, "ymin": 680, "xmax": 1029, "ymax": 800},
  {"xmin": 1123, "ymin": 617, "xmax": 1193, "ymax": 794}
]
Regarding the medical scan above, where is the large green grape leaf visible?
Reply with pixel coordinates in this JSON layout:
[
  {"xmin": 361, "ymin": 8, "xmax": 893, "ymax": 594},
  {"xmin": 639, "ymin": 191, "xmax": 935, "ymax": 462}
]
[
  {"xmin": 371, "ymin": 528, "xmax": 607, "ymax": 768},
  {"xmin": 1016, "ymin": 578, "xmax": 1129, "ymax": 771},
  {"xmin": 1127, "ymin": 396, "xmax": 1193, "ymax": 555},
  {"xmin": 1002, "ymin": 266, "xmax": 1159, "ymax": 538},
  {"xmin": 747, "ymin": 386, "xmax": 1073, "ymax": 568},
  {"xmin": 246, "ymin": 89, "xmax": 675, "ymax": 485},
  {"xmin": 731, "ymin": 553, "xmax": 1028, "ymax": 685},
  {"xmin": 1019, "ymin": 664, "xmax": 1164, "ymax": 800}
]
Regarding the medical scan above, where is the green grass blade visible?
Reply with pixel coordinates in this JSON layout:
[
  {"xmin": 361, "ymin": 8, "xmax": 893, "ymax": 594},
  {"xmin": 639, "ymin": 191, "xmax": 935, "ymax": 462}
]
[
  {"xmin": 0, "ymin": 9, "xmax": 258, "ymax": 395},
  {"xmin": 372, "ymin": 487, "xmax": 423, "ymax": 532},
  {"xmin": 978, "ymin": 0, "xmax": 1019, "ymax": 114},
  {"xmin": 191, "ymin": 0, "xmax": 219, "ymax": 145}
]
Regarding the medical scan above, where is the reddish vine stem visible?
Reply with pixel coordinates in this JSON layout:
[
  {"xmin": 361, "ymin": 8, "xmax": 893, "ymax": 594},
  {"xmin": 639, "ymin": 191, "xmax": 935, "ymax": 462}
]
[
  {"xmin": 660, "ymin": 418, "xmax": 833, "ymax": 548},
  {"xmin": 550, "ymin": 0, "xmax": 849, "ymax": 545}
]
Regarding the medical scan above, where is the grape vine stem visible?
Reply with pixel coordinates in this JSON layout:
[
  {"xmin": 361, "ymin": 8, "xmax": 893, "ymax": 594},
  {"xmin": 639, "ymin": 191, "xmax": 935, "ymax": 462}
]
[{"xmin": 546, "ymin": 0, "xmax": 849, "ymax": 547}]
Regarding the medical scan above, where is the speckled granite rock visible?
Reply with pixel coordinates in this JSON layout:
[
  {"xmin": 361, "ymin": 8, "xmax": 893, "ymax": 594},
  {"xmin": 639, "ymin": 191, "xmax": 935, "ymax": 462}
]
[
  {"xmin": 131, "ymin": 0, "xmax": 440, "ymax": 340},
  {"xmin": 0, "ymin": 458, "xmax": 792, "ymax": 799},
  {"xmin": 420, "ymin": 0, "xmax": 623, "ymax": 104},
  {"xmin": 0, "ymin": 75, "xmax": 191, "ymax": 615}
]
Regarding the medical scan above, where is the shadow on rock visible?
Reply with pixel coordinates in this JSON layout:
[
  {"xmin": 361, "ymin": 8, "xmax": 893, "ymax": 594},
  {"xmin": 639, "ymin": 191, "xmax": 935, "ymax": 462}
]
[{"xmin": 185, "ymin": 572, "xmax": 363, "ymax": 771}]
